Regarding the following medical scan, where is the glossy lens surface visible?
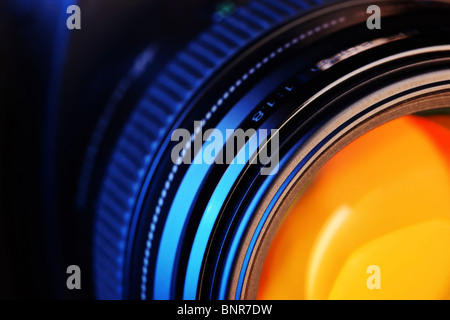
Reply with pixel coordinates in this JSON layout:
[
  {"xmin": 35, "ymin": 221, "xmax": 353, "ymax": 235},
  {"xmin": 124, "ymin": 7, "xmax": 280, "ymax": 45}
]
[{"xmin": 258, "ymin": 114, "xmax": 450, "ymax": 300}]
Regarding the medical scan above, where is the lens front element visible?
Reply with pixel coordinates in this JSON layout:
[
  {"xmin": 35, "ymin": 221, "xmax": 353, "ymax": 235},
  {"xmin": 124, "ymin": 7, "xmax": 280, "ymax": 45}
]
[{"xmin": 259, "ymin": 115, "xmax": 450, "ymax": 300}]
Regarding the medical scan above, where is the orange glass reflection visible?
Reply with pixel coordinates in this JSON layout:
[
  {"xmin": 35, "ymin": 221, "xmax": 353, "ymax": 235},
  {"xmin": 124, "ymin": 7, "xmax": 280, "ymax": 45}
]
[{"xmin": 258, "ymin": 115, "xmax": 450, "ymax": 300}]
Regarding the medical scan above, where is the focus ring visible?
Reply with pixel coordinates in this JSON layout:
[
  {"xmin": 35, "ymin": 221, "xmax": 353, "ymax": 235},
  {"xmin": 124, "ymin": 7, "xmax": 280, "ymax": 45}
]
[{"xmin": 94, "ymin": 0, "xmax": 330, "ymax": 300}]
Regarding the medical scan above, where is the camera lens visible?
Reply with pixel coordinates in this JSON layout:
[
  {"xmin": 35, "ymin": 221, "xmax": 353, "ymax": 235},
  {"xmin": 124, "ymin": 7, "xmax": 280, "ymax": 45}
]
[
  {"xmin": 90, "ymin": 0, "xmax": 450, "ymax": 300},
  {"xmin": 3, "ymin": 0, "xmax": 450, "ymax": 300}
]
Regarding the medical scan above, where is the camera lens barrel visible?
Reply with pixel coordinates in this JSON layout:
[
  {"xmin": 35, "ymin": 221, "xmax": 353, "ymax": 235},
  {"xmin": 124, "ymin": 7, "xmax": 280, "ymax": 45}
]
[
  {"xmin": 7, "ymin": 0, "xmax": 448, "ymax": 300},
  {"xmin": 86, "ymin": 0, "xmax": 450, "ymax": 300}
]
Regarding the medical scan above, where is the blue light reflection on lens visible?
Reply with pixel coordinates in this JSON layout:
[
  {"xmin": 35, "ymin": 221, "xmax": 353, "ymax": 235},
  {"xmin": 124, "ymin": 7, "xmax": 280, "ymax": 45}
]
[
  {"xmin": 216, "ymin": 129, "xmax": 315, "ymax": 299},
  {"xmin": 153, "ymin": 88, "xmax": 264, "ymax": 299}
]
